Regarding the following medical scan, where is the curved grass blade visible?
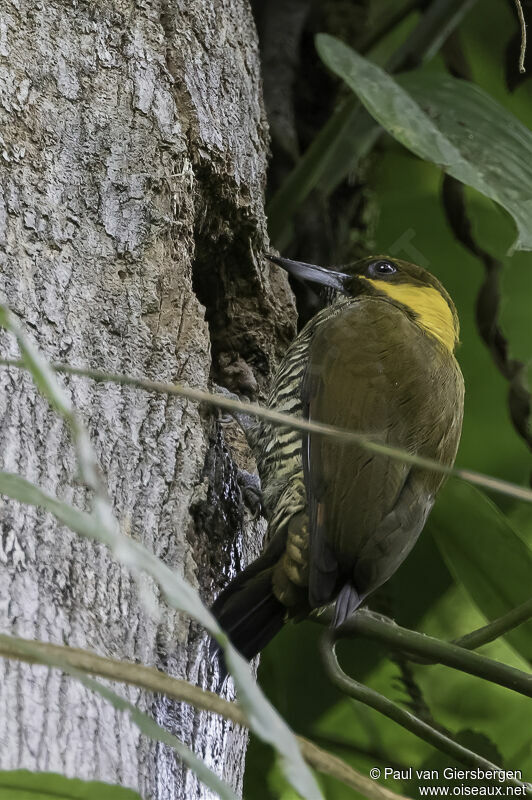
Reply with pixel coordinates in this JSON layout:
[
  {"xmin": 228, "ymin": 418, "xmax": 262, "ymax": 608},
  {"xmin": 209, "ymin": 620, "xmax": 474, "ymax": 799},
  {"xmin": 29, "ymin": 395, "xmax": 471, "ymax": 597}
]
[{"xmin": 0, "ymin": 770, "xmax": 141, "ymax": 800}]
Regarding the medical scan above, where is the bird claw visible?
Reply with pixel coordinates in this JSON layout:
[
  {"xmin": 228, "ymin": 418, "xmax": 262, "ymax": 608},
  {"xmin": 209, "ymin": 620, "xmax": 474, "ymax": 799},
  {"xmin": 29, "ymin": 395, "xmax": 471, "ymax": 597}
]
[
  {"xmin": 212, "ymin": 383, "xmax": 242, "ymax": 422},
  {"xmin": 237, "ymin": 470, "xmax": 264, "ymax": 519},
  {"xmin": 212, "ymin": 383, "xmax": 259, "ymax": 446}
]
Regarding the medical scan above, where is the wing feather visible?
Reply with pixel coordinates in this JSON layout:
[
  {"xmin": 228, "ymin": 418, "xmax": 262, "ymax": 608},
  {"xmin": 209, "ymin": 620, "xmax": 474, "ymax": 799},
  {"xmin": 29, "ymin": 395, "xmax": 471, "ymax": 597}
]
[{"xmin": 301, "ymin": 298, "xmax": 463, "ymax": 608}]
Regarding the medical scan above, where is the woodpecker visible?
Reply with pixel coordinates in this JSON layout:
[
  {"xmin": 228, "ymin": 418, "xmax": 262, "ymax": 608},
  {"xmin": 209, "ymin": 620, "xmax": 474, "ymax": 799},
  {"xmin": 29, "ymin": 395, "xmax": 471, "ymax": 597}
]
[{"xmin": 211, "ymin": 255, "xmax": 464, "ymax": 660}]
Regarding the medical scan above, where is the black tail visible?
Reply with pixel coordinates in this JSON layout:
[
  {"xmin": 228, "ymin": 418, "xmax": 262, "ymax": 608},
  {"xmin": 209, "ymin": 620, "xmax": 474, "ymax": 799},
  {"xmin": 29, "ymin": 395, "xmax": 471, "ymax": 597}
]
[{"xmin": 211, "ymin": 558, "xmax": 285, "ymax": 663}]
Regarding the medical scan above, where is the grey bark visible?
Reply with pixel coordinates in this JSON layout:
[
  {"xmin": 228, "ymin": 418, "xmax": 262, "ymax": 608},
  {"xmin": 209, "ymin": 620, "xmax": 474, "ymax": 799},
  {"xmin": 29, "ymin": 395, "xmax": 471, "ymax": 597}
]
[{"xmin": 0, "ymin": 1, "xmax": 295, "ymax": 798}]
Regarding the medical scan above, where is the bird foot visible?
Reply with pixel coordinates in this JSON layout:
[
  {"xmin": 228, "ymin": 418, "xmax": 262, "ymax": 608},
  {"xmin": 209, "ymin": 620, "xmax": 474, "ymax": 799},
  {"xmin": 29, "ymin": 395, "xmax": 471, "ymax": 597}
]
[
  {"xmin": 237, "ymin": 469, "xmax": 264, "ymax": 519},
  {"xmin": 212, "ymin": 383, "xmax": 258, "ymax": 445}
]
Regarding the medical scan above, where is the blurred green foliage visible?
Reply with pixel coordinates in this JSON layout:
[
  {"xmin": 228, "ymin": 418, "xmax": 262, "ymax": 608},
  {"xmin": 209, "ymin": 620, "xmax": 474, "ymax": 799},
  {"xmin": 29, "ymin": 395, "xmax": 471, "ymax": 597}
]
[
  {"xmin": 247, "ymin": 0, "xmax": 532, "ymax": 797},
  {"xmin": 0, "ymin": 771, "xmax": 141, "ymax": 800}
]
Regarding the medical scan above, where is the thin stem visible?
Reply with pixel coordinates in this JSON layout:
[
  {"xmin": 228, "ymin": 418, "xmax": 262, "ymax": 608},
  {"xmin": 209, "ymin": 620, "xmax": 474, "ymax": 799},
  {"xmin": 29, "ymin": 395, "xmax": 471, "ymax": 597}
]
[
  {"xmin": 0, "ymin": 633, "xmax": 242, "ymax": 721},
  {"xmin": 1, "ymin": 357, "xmax": 531, "ymax": 504},
  {"xmin": 0, "ymin": 634, "xmax": 239, "ymax": 800},
  {"xmin": 322, "ymin": 599, "xmax": 532, "ymax": 657},
  {"xmin": 337, "ymin": 611, "xmax": 532, "ymax": 699},
  {"xmin": 320, "ymin": 631, "xmax": 529, "ymax": 792},
  {"xmin": 0, "ymin": 633, "xmax": 407, "ymax": 800},
  {"xmin": 514, "ymin": 0, "xmax": 527, "ymax": 73},
  {"xmin": 452, "ymin": 597, "xmax": 532, "ymax": 652}
]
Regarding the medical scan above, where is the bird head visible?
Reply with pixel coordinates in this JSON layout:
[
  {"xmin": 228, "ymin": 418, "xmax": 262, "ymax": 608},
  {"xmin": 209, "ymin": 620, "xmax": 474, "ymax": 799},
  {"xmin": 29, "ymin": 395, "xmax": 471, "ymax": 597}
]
[{"xmin": 266, "ymin": 254, "xmax": 460, "ymax": 353}]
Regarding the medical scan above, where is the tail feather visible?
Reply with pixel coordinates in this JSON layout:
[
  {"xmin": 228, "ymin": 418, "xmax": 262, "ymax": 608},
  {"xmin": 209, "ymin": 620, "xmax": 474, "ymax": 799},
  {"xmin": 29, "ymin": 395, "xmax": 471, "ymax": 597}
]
[
  {"xmin": 211, "ymin": 563, "xmax": 285, "ymax": 663},
  {"xmin": 333, "ymin": 581, "xmax": 361, "ymax": 627}
]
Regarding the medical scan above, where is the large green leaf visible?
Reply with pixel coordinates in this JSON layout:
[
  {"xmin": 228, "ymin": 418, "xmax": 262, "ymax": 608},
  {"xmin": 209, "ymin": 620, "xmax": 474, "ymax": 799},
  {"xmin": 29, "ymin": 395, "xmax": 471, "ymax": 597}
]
[
  {"xmin": 0, "ymin": 771, "xmax": 140, "ymax": 799},
  {"xmin": 428, "ymin": 481, "xmax": 532, "ymax": 661},
  {"xmin": 266, "ymin": 0, "xmax": 478, "ymax": 249},
  {"xmin": 316, "ymin": 34, "xmax": 532, "ymax": 252}
]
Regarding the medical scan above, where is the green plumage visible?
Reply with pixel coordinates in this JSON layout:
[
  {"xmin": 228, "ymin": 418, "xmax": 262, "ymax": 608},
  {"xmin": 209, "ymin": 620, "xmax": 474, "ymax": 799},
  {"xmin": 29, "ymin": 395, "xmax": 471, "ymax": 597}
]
[{"xmin": 211, "ymin": 255, "xmax": 464, "ymax": 659}]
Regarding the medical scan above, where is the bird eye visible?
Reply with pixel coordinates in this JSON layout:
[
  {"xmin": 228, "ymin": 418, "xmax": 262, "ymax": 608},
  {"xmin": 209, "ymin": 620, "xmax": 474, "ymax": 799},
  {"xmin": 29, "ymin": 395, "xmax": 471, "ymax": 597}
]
[{"xmin": 370, "ymin": 260, "xmax": 397, "ymax": 276}]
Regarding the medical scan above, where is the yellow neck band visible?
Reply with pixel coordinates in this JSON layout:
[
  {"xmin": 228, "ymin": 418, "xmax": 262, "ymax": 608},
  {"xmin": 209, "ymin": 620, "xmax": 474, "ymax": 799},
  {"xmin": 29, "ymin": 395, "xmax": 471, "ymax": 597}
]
[{"xmin": 366, "ymin": 279, "xmax": 458, "ymax": 353}]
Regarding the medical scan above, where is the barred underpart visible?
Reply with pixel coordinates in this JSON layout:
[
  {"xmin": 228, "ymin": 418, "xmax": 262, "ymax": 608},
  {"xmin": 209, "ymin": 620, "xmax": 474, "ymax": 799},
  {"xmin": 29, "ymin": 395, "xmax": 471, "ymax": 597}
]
[{"xmin": 257, "ymin": 297, "xmax": 351, "ymax": 555}]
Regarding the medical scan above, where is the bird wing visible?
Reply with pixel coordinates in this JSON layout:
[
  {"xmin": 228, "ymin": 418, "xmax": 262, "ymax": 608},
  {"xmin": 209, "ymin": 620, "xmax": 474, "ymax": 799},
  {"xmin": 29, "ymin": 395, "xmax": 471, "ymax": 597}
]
[{"xmin": 301, "ymin": 298, "xmax": 463, "ymax": 610}]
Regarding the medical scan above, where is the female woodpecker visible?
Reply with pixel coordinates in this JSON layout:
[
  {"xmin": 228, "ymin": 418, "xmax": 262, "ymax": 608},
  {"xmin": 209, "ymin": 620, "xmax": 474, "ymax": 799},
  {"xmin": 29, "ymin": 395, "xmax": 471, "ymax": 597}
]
[{"xmin": 211, "ymin": 255, "xmax": 464, "ymax": 661}]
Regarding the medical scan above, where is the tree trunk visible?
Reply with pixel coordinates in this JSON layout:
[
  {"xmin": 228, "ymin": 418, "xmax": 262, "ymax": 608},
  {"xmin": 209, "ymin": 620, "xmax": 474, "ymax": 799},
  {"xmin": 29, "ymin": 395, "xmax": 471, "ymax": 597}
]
[{"xmin": 0, "ymin": 1, "xmax": 294, "ymax": 797}]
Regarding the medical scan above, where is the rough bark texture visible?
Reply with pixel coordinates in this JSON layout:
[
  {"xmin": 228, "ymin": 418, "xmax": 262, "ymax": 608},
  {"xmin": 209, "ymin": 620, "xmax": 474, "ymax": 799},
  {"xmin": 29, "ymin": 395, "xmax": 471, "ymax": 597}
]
[{"xmin": 0, "ymin": 1, "xmax": 295, "ymax": 797}]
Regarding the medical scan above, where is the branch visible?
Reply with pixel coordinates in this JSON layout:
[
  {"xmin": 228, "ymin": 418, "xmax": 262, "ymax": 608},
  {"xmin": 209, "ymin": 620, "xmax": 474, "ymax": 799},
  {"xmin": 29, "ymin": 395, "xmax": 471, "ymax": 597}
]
[
  {"xmin": 1, "ymin": 357, "xmax": 532, "ymax": 504},
  {"xmin": 514, "ymin": 0, "xmax": 527, "ymax": 73},
  {"xmin": 452, "ymin": 597, "xmax": 532, "ymax": 652},
  {"xmin": 321, "ymin": 599, "xmax": 532, "ymax": 659},
  {"xmin": 0, "ymin": 633, "xmax": 409, "ymax": 800},
  {"xmin": 320, "ymin": 632, "xmax": 529, "ymax": 792},
  {"xmin": 334, "ymin": 610, "xmax": 532, "ymax": 699}
]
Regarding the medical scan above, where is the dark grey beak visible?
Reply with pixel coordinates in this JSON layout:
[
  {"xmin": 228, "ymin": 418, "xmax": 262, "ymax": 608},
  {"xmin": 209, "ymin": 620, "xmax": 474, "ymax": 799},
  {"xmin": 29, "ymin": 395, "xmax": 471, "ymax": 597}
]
[{"xmin": 266, "ymin": 254, "xmax": 348, "ymax": 292}]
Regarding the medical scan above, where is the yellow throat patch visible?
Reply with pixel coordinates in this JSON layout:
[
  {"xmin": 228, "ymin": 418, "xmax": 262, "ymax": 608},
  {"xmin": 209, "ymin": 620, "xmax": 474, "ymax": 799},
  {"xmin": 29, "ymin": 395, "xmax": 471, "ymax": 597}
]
[{"xmin": 365, "ymin": 279, "xmax": 458, "ymax": 353}]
